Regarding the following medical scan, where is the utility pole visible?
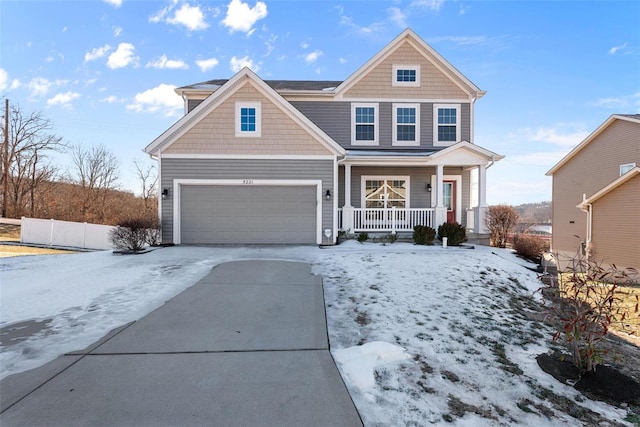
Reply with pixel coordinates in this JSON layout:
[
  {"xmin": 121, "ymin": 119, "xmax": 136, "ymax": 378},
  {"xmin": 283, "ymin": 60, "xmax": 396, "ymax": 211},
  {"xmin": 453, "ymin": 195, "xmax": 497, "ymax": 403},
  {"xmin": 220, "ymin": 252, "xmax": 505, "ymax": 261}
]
[{"xmin": 3, "ymin": 98, "xmax": 8, "ymax": 218}]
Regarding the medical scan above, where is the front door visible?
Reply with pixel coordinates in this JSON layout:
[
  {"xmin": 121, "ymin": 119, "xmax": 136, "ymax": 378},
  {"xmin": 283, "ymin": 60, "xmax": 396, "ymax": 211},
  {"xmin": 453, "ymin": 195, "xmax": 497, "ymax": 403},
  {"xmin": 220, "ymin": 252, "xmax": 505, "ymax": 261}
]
[{"xmin": 443, "ymin": 181, "xmax": 456, "ymax": 223}]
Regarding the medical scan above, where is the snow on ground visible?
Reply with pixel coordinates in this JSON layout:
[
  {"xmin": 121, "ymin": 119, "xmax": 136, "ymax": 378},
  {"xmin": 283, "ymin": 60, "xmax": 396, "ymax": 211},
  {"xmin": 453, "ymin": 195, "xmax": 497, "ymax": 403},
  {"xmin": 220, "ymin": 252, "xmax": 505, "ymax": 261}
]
[{"xmin": 0, "ymin": 243, "xmax": 635, "ymax": 426}]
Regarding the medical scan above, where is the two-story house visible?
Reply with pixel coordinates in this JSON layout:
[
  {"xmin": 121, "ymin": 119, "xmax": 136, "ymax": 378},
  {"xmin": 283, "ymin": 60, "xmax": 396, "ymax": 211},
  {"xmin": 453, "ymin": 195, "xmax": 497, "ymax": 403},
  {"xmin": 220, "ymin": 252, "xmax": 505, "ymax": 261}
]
[
  {"xmin": 144, "ymin": 29, "xmax": 503, "ymax": 245},
  {"xmin": 546, "ymin": 114, "xmax": 639, "ymax": 272}
]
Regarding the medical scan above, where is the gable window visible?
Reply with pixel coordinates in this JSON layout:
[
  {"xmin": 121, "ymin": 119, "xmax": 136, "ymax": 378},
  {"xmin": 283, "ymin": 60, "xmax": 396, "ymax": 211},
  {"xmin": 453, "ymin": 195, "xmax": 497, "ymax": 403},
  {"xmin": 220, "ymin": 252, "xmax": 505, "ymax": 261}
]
[
  {"xmin": 352, "ymin": 103, "xmax": 379, "ymax": 145},
  {"xmin": 393, "ymin": 104, "xmax": 420, "ymax": 146},
  {"xmin": 393, "ymin": 65, "xmax": 420, "ymax": 87},
  {"xmin": 620, "ymin": 163, "xmax": 636, "ymax": 176},
  {"xmin": 433, "ymin": 104, "xmax": 461, "ymax": 146},
  {"xmin": 235, "ymin": 102, "xmax": 261, "ymax": 137}
]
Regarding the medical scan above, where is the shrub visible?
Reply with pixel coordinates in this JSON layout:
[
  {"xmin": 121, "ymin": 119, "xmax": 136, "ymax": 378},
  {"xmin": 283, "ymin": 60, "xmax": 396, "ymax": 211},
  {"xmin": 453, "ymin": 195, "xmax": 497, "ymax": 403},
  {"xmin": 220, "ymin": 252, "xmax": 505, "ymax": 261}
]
[
  {"xmin": 357, "ymin": 232, "xmax": 369, "ymax": 243},
  {"xmin": 437, "ymin": 222, "xmax": 467, "ymax": 246},
  {"xmin": 486, "ymin": 205, "xmax": 520, "ymax": 248},
  {"xmin": 413, "ymin": 225, "xmax": 436, "ymax": 245},
  {"xmin": 539, "ymin": 256, "xmax": 640, "ymax": 373},
  {"xmin": 109, "ymin": 217, "xmax": 158, "ymax": 252},
  {"xmin": 513, "ymin": 234, "xmax": 550, "ymax": 263}
]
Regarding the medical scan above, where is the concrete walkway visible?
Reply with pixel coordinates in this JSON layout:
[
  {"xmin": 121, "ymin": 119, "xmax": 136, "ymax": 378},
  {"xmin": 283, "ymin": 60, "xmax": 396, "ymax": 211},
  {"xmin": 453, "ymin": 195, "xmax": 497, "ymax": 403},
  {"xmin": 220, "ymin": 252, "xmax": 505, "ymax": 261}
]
[{"xmin": 0, "ymin": 260, "xmax": 363, "ymax": 426}]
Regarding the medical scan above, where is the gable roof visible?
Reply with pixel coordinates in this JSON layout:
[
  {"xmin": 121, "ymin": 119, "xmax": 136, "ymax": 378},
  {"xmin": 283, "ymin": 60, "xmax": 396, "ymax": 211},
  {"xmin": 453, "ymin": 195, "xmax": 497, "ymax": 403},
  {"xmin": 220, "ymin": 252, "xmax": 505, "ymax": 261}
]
[
  {"xmin": 176, "ymin": 79, "xmax": 344, "ymax": 97},
  {"xmin": 546, "ymin": 114, "xmax": 640, "ymax": 176},
  {"xmin": 577, "ymin": 167, "xmax": 639, "ymax": 207},
  {"xmin": 334, "ymin": 28, "xmax": 484, "ymax": 99},
  {"xmin": 144, "ymin": 68, "xmax": 346, "ymax": 156}
]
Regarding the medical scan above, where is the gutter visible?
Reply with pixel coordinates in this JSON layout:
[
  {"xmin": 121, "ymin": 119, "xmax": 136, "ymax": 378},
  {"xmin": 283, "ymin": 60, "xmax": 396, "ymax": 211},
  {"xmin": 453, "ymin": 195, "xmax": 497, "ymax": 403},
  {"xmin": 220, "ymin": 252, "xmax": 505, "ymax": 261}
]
[{"xmin": 577, "ymin": 194, "xmax": 592, "ymax": 259}]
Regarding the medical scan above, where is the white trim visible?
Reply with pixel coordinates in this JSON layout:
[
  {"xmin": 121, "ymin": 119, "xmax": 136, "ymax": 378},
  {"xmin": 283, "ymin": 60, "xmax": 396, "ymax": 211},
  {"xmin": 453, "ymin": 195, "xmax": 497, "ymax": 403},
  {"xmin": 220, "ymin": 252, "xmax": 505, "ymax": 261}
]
[
  {"xmin": 392, "ymin": 64, "xmax": 420, "ymax": 87},
  {"xmin": 173, "ymin": 179, "xmax": 323, "ymax": 245},
  {"xmin": 360, "ymin": 175, "xmax": 411, "ymax": 209},
  {"xmin": 157, "ymin": 157, "xmax": 163, "ymax": 243},
  {"xmin": 620, "ymin": 162, "xmax": 636, "ymax": 176},
  {"xmin": 351, "ymin": 103, "xmax": 379, "ymax": 146},
  {"xmin": 332, "ymin": 158, "xmax": 339, "ymax": 244},
  {"xmin": 235, "ymin": 102, "xmax": 261, "ymax": 137},
  {"xmin": 337, "ymin": 97, "xmax": 469, "ymax": 103},
  {"xmin": 433, "ymin": 104, "xmax": 461, "ymax": 147},
  {"xmin": 578, "ymin": 167, "xmax": 640, "ymax": 206},
  {"xmin": 430, "ymin": 174, "xmax": 462, "ymax": 224},
  {"xmin": 161, "ymin": 153, "xmax": 336, "ymax": 160},
  {"xmin": 392, "ymin": 103, "xmax": 420, "ymax": 146}
]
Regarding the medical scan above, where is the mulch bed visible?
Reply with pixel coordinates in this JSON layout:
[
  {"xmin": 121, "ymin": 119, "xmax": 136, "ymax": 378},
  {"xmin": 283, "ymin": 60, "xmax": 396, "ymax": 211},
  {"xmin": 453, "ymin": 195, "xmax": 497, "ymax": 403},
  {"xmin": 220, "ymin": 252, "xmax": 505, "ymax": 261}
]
[{"xmin": 537, "ymin": 351, "xmax": 640, "ymax": 406}]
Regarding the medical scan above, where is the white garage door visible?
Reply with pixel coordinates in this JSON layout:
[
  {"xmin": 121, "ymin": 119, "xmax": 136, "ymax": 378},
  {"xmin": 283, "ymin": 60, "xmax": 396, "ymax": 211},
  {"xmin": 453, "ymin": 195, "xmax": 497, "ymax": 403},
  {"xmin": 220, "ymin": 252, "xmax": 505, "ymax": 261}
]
[{"xmin": 180, "ymin": 185, "xmax": 317, "ymax": 244}]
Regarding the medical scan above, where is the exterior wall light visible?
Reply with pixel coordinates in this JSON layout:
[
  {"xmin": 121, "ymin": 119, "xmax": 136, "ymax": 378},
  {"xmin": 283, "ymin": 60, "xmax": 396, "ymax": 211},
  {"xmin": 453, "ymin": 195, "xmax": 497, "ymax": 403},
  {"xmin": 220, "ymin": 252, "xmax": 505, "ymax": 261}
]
[
  {"xmin": 325, "ymin": 189, "xmax": 332, "ymax": 200},
  {"xmin": 162, "ymin": 188, "xmax": 170, "ymax": 199},
  {"xmin": 426, "ymin": 183, "xmax": 432, "ymax": 192}
]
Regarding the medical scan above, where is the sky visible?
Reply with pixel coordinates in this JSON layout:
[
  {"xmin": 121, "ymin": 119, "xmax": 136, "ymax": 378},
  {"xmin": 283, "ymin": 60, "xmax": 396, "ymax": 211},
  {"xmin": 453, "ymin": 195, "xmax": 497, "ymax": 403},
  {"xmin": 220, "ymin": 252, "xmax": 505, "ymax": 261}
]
[
  {"xmin": 1, "ymin": 244, "xmax": 633, "ymax": 424},
  {"xmin": 0, "ymin": 0, "xmax": 638, "ymax": 205}
]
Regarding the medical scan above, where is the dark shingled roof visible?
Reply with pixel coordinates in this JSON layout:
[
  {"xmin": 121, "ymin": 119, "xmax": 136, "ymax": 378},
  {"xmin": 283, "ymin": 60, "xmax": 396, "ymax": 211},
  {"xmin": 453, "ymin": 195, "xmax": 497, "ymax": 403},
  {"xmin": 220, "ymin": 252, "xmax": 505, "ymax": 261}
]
[
  {"xmin": 179, "ymin": 79, "xmax": 344, "ymax": 92},
  {"xmin": 617, "ymin": 114, "xmax": 640, "ymax": 120}
]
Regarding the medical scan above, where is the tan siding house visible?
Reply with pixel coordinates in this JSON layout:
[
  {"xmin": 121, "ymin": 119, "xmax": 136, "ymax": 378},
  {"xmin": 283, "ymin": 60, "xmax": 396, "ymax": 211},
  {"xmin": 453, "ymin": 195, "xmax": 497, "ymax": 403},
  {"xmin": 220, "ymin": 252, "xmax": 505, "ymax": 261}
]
[{"xmin": 547, "ymin": 114, "xmax": 640, "ymax": 271}]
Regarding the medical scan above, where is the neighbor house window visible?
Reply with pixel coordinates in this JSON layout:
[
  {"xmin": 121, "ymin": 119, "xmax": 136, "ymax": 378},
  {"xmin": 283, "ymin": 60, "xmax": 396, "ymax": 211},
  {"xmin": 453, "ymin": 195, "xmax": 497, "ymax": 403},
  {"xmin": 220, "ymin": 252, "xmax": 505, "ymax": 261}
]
[
  {"xmin": 393, "ymin": 103, "xmax": 420, "ymax": 146},
  {"xmin": 392, "ymin": 65, "xmax": 420, "ymax": 87},
  {"xmin": 235, "ymin": 102, "xmax": 261, "ymax": 137},
  {"xmin": 433, "ymin": 104, "xmax": 461, "ymax": 145},
  {"xmin": 352, "ymin": 103, "xmax": 378, "ymax": 145},
  {"xmin": 620, "ymin": 163, "xmax": 636, "ymax": 176}
]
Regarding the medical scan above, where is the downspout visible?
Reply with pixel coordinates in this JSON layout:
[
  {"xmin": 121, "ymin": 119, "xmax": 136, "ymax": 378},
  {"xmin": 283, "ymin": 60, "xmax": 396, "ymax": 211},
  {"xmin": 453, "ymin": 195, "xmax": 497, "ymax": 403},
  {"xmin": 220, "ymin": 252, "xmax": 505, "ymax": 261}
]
[{"xmin": 578, "ymin": 193, "xmax": 592, "ymax": 259}]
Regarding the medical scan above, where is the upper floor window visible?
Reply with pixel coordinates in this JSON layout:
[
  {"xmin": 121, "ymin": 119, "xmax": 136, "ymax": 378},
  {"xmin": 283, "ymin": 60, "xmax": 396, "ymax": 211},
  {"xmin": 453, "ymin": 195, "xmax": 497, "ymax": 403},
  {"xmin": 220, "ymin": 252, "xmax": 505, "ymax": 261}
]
[
  {"xmin": 620, "ymin": 163, "xmax": 636, "ymax": 176},
  {"xmin": 433, "ymin": 104, "xmax": 461, "ymax": 146},
  {"xmin": 392, "ymin": 65, "xmax": 420, "ymax": 87},
  {"xmin": 352, "ymin": 103, "xmax": 378, "ymax": 145},
  {"xmin": 235, "ymin": 102, "xmax": 261, "ymax": 137},
  {"xmin": 393, "ymin": 103, "xmax": 420, "ymax": 146}
]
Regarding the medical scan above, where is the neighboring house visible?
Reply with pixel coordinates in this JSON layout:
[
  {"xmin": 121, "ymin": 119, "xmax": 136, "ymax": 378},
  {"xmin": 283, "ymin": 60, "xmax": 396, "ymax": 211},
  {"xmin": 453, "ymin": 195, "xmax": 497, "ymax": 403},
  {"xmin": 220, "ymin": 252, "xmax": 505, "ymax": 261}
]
[
  {"xmin": 144, "ymin": 29, "xmax": 503, "ymax": 245},
  {"xmin": 546, "ymin": 114, "xmax": 640, "ymax": 271}
]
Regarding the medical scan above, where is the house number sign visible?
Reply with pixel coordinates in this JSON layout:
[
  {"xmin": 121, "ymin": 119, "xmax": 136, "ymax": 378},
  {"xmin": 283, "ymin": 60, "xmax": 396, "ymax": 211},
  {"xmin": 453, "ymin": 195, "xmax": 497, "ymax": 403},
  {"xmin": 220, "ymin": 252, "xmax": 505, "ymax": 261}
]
[{"xmin": 242, "ymin": 179, "xmax": 254, "ymax": 185}]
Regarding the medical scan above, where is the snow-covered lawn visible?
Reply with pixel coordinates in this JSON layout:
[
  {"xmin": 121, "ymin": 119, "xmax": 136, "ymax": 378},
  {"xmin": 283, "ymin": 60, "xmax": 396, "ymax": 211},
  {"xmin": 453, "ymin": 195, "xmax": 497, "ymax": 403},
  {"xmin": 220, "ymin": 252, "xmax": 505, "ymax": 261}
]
[{"xmin": 0, "ymin": 243, "xmax": 635, "ymax": 425}]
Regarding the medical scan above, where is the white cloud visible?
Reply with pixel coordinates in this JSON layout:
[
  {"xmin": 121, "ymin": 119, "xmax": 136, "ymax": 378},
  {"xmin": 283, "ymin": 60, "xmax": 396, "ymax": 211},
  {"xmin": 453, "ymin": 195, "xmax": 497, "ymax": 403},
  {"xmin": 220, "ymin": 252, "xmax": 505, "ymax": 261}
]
[
  {"xmin": 222, "ymin": 0, "xmax": 268, "ymax": 34},
  {"xmin": 107, "ymin": 43, "xmax": 139, "ymax": 69},
  {"xmin": 304, "ymin": 50, "xmax": 323, "ymax": 64},
  {"xmin": 85, "ymin": 44, "xmax": 112, "ymax": 62},
  {"xmin": 608, "ymin": 42, "xmax": 628, "ymax": 55},
  {"xmin": 28, "ymin": 77, "xmax": 52, "ymax": 97},
  {"xmin": 300, "ymin": 41, "xmax": 309, "ymax": 49},
  {"xmin": 388, "ymin": 7, "xmax": 407, "ymax": 27},
  {"xmin": 146, "ymin": 55, "xmax": 189, "ymax": 70},
  {"xmin": 339, "ymin": 57, "xmax": 347, "ymax": 64},
  {"xmin": 113, "ymin": 26, "xmax": 123, "ymax": 37},
  {"xmin": 127, "ymin": 83, "xmax": 183, "ymax": 117},
  {"xmin": 0, "ymin": 69, "xmax": 8, "ymax": 90},
  {"xmin": 103, "ymin": 0, "xmax": 122, "ymax": 7},
  {"xmin": 167, "ymin": 3, "xmax": 209, "ymax": 31},
  {"xmin": 410, "ymin": 0, "xmax": 445, "ymax": 12},
  {"xmin": 339, "ymin": 15, "xmax": 385, "ymax": 36},
  {"xmin": 590, "ymin": 92, "xmax": 640, "ymax": 109},
  {"xmin": 429, "ymin": 35, "xmax": 489, "ymax": 46},
  {"xmin": 47, "ymin": 92, "xmax": 81, "ymax": 108},
  {"xmin": 101, "ymin": 95, "xmax": 125, "ymax": 103},
  {"xmin": 509, "ymin": 125, "xmax": 589, "ymax": 148},
  {"xmin": 196, "ymin": 57, "xmax": 219, "ymax": 72},
  {"xmin": 230, "ymin": 55, "xmax": 260, "ymax": 73}
]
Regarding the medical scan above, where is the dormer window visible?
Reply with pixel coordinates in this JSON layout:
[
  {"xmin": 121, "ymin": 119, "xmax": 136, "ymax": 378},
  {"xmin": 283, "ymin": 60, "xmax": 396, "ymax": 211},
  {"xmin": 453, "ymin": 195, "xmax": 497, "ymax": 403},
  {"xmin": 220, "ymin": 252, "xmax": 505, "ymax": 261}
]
[
  {"xmin": 393, "ymin": 65, "xmax": 420, "ymax": 87},
  {"xmin": 235, "ymin": 102, "xmax": 261, "ymax": 137}
]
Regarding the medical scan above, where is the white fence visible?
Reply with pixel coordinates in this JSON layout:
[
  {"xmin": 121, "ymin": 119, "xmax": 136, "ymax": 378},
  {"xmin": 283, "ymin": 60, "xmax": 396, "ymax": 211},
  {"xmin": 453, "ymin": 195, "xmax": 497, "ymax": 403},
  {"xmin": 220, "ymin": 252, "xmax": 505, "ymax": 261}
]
[{"xmin": 21, "ymin": 217, "xmax": 116, "ymax": 250}]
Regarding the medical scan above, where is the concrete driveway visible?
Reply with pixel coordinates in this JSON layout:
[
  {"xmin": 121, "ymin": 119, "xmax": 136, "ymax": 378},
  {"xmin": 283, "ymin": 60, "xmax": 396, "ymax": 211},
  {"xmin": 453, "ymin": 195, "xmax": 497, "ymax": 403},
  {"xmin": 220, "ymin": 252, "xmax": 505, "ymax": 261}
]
[{"xmin": 0, "ymin": 260, "xmax": 363, "ymax": 426}]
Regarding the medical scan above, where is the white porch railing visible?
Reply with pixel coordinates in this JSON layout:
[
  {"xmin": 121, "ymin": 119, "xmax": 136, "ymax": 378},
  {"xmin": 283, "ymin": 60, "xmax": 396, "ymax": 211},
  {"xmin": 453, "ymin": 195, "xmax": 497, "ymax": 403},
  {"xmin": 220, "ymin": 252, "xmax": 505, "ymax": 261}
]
[{"xmin": 338, "ymin": 207, "xmax": 434, "ymax": 233}]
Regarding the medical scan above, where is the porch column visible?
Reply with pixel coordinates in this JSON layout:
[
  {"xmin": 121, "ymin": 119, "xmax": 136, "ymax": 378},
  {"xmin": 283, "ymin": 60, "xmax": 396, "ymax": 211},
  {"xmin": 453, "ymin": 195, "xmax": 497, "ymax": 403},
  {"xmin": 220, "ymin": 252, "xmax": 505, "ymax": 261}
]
[
  {"xmin": 474, "ymin": 164, "xmax": 488, "ymax": 234},
  {"xmin": 342, "ymin": 163, "xmax": 354, "ymax": 233},
  {"xmin": 434, "ymin": 164, "xmax": 447, "ymax": 226}
]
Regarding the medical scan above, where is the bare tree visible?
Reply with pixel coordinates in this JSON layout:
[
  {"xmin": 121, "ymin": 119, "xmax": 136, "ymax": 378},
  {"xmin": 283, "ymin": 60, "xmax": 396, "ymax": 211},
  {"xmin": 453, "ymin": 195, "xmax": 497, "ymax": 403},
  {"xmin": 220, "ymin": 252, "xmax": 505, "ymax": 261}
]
[
  {"xmin": 1, "ymin": 102, "xmax": 65, "ymax": 217},
  {"xmin": 70, "ymin": 144, "xmax": 119, "ymax": 222},
  {"xmin": 486, "ymin": 205, "xmax": 520, "ymax": 248},
  {"xmin": 133, "ymin": 159, "xmax": 157, "ymax": 210}
]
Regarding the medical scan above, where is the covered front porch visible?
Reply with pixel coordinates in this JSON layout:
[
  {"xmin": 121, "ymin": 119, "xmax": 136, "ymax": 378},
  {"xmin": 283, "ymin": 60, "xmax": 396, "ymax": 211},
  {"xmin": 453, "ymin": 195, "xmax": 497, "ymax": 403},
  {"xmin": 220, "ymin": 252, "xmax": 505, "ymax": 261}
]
[{"xmin": 335, "ymin": 142, "xmax": 503, "ymax": 236}]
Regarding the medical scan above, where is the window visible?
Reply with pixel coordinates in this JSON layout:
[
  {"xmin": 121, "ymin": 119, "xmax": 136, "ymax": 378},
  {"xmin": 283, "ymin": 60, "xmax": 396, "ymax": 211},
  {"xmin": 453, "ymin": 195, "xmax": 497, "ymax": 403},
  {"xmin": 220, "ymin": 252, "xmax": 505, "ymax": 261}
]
[
  {"xmin": 235, "ymin": 102, "xmax": 261, "ymax": 137},
  {"xmin": 433, "ymin": 104, "xmax": 461, "ymax": 145},
  {"xmin": 362, "ymin": 177, "xmax": 409, "ymax": 209},
  {"xmin": 392, "ymin": 65, "xmax": 420, "ymax": 87},
  {"xmin": 351, "ymin": 103, "xmax": 378, "ymax": 145},
  {"xmin": 620, "ymin": 163, "xmax": 636, "ymax": 176},
  {"xmin": 393, "ymin": 104, "xmax": 420, "ymax": 146}
]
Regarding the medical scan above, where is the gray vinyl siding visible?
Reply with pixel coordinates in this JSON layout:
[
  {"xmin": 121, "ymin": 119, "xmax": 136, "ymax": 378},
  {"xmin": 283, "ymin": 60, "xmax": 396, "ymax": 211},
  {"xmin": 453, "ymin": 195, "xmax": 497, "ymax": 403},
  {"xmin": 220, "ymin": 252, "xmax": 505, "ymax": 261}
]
[
  {"xmin": 160, "ymin": 158, "xmax": 334, "ymax": 243},
  {"xmin": 290, "ymin": 101, "xmax": 471, "ymax": 149}
]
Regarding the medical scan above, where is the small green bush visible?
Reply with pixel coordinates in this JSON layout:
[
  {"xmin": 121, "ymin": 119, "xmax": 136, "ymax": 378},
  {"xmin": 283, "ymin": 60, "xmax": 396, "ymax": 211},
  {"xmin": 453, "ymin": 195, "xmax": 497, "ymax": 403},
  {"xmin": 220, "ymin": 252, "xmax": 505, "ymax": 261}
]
[
  {"xmin": 437, "ymin": 222, "xmax": 467, "ymax": 246},
  {"xmin": 357, "ymin": 232, "xmax": 369, "ymax": 243},
  {"xmin": 413, "ymin": 225, "xmax": 436, "ymax": 245},
  {"xmin": 512, "ymin": 234, "xmax": 549, "ymax": 263}
]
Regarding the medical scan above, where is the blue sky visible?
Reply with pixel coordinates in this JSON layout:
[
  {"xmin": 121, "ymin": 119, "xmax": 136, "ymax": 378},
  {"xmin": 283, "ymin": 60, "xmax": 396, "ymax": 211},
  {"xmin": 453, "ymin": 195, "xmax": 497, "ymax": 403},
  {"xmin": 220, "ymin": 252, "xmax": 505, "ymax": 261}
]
[{"xmin": 1, "ymin": 0, "xmax": 638, "ymax": 205}]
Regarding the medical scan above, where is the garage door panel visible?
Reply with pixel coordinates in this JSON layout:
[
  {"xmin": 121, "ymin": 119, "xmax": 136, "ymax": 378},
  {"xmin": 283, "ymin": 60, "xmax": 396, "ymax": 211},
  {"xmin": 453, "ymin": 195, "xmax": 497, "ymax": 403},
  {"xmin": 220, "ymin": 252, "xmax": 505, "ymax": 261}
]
[{"xmin": 181, "ymin": 185, "xmax": 317, "ymax": 244}]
